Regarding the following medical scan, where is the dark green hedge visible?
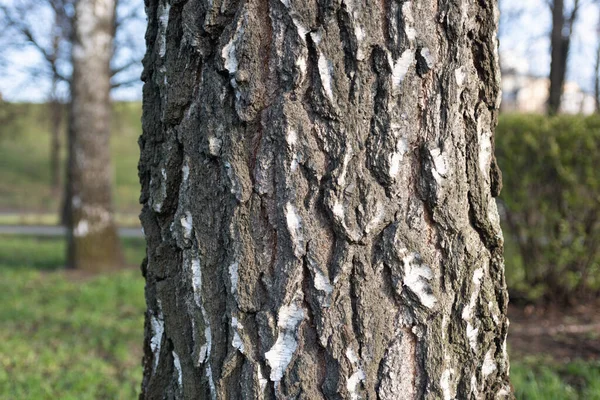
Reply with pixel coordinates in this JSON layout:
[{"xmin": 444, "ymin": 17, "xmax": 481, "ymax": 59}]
[{"xmin": 496, "ymin": 114, "xmax": 600, "ymax": 303}]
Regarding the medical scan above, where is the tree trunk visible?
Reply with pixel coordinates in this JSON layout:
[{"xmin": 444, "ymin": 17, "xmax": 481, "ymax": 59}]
[
  {"xmin": 49, "ymin": 89, "xmax": 62, "ymax": 195},
  {"xmin": 139, "ymin": 0, "xmax": 511, "ymax": 398},
  {"xmin": 66, "ymin": 0, "xmax": 124, "ymax": 271},
  {"xmin": 595, "ymin": 38, "xmax": 600, "ymax": 113},
  {"xmin": 548, "ymin": 0, "xmax": 577, "ymax": 115}
]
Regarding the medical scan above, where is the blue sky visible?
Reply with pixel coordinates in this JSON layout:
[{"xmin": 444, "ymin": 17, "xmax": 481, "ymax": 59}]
[{"xmin": 0, "ymin": 0, "xmax": 598, "ymax": 102}]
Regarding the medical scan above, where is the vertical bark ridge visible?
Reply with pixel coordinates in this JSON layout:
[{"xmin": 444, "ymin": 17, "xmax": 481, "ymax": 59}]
[{"xmin": 140, "ymin": 0, "xmax": 511, "ymax": 398}]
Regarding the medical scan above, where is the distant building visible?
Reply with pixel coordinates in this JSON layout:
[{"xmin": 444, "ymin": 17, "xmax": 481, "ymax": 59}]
[{"xmin": 500, "ymin": 53, "xmax": 595, "ymax": 115}]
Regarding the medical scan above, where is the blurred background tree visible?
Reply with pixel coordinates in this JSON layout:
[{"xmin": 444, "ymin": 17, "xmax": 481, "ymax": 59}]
[{"xmin": 0, "ymin": 0, "xmax": 144, "ymax": 270}]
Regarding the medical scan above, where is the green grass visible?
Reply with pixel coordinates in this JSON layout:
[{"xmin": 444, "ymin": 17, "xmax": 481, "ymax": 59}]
[
  {"xmin": 511, "ymin": 357, "xmax": 600, "ymax": 399},
  {"xmin": 0, "ymin": 235, "xmax": 146, "ymax": 399},
  {"xmin": 1, "ymin": 232, "xmax": 599, "ymax": 399},
  {"xmin": 0, "ymin": 102, "xmax": 141, "ymax": 213}
]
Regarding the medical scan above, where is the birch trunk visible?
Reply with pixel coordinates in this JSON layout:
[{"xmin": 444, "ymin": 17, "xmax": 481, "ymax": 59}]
[
  {"xmin": 139, "ymin": 0, "xmax": 511, "ymax": 398},
  {"xmin": 66, "ymin": 0, "xmax": 124, "ymax": 270}
]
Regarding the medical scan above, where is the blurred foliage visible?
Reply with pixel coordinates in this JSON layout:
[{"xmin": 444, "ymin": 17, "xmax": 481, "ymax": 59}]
[
  {"xmin": 0, "ymin": 234, "xmax": 146, "ymax": 399},
  {"xmin": 0, "ymin": 102, "xmax": 141, "ymax": 213},
  {"xmin": 496, "ymin": 114, "xmax": 600, "ymax": 303}
]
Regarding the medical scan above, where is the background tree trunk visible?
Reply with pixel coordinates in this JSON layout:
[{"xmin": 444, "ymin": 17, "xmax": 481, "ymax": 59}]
[
  {"xmin": 49, "ymin": 80, "xmax": 63, "ymax": 195},
  {"xmin": 139, "ymin": 0, "xmax": 511, "ymax": 398},
  {"xmin": 595, "ymin": 37, "xmax": 600, "ymax": 113},
  {"xmin": 66, "ymin": 0, "xmax": 123, "ymax": 271},
  {"xmin": 548, "ymin": 0, "xmax": 579, "ymax": 115}
]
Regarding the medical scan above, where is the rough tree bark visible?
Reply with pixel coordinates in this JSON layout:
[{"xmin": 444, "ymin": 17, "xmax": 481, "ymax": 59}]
[
  {"xmin": 139, "ymin": 0, "xmax": 511, "ymax": 398},
  {"xmin": 66, "ymin": 0, "xmax": 124, "ymax": 270},
  {"xmin": 548, "ymin": 0, "xmax": 579, "ymax": 115}
]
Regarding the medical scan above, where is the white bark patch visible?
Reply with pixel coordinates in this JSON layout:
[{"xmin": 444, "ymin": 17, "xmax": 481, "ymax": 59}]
[
  {"xmin": 489, "ymin": 300, "xmax": 500, "ymax": 325},
  {"xmin": 221, "ymin": 10, "xmax": 247, "ymax": 101},
  {"xmin": 191, "ymin": 257, "xmax": 203, "ymax": 308},
  {"xmin": 229, "ymin": 261, "xmax": 239, "ymax": 296},
  {"xmin": 402, "ymin": 252, "xmax": 437, "ymax": 308},
  {"xmin": 347, "ymin": 369, "xmax": 366, "ymax": 400},
  {"xmin": 285, "ymin": 203, "xmax": 304, "ymax": 257},
  {"xmin": 482, "ymin": 349, "xmax": 497, "ymax": 378},
  {"xmin": 208, "ymin": 136, "xmax": 222, "ymax": 156},
  {"xmin": 345, "ymin": 347, "xmax": 365, "ymax": 400},
  {"xmin": 295, "ymin": 56, "xmax": 307, "ymax": 81},
  {"xmin": 455, "ymin": 66, "xmax": 467, "ymax": 86},
  {"xmin": 264, "ymin": 301, "xmax": 305, "ymax": 382},
  {"xmin": 462, "ymin": 267, "xmax": 484, "ymax": 351},
  {"xmin": 152, "ymin": 168, "xmax": 167, "ymax": 212},
  {"xmin": 224, "ymin": 162, "xmax": 243, "ymax": 201},
  {"xmin": 364, "ymin": 202, "xmax": 385, "ymax": 235},
  {"xmin": 221, "ymin": 15, "xmax": 245, "ymax": 74},
  {"xmin": 466, "ymin": 323, "xmax": 479, "ymax": 352},
  {"xmin": 419, "ymin": 47, "xmax": 434, "ymax": 70},
  {"xmin": 190, "ymin": 256, "xmax": 216, "ymax": 399},
  {"xmin": 317, "ymin": 55, "xmax": 335, "ymax": 101},
  {"xmin": 470, "ymin": 375, "xmax": 480, "ymax": 398},
  {"xmin": 338, "ymin": 150, "xmax": 352, "ymax": 187},
  {"xmin": 286, "ymin": 128, "xmax": 299, "ymax": 171},
  {"xmin": 172, "ymin": 351, "xmax": 182, "ymax": 387},
  {"xmin": 292, "ymin": 18, "xmax": 309, "ymax": 42},
  {"xmin": 150, "ymin": 303, "xmax": 165, "ymax": 372},
  {"xmin": 257, "ymin": 364, "xmax": 268, "ymax": 393},
  {"xmin": 401, "ymin": 2, "xmax": 416, "ymax": 41},
  {"xmin": 286, "ymin": 128, "xmax": 298, "ymax": 147},
  {"xmin": 477, "ymin": 118, "xmax": 492, "ymax": 175},
  {"xmin": 388, "ymin": 137, "xmax": 408, "ymax": 178},
  {"xmin": 497, "ymin": 386, "xmax": 511, "ymax": 397},
  {"xmin": 182, "ymin": 162, "xmax": 190, "ymax": 182},
  {"xmin": 205, "ymin": 365, "xmax": 217, "ymax": 400},
  {"xmin": 157, "ymin": 1, "xmax": 171, "ymax": 57},
  {"xmin": 72, "ymin": 195, "xmax": 82, "ymax": 208},
  {"xmin": 488, "ymin": 198, "xmax": 504, "ymax": 241},
  {"xmin": 74, "ymin": 220, "xmax": 89, "ymax": 237},
  {"xmin": 429, "ymin": 147, "xmax": 449, "ymax": 184},
  {"xmin": 331, "ymin": 202, "xmax": 344, "ymax": 220},
  {"xmin": 181, "ymin": 211, "xmax": 193, "ymax": 239},
  {"xmin": 231, "ymin": 317, "xmax": 245, "ymax": 353},
  {"xmin": 314, "ymin": 270, "xmax": 333, "ymax": 295},
  {"xmin": 391, "ymin": 50, "xmax": 415, "ymax": 91},
  {"xmin": 355, "ymin": 25, "xmax": 366, "ymax": 60},
  {"xmin": 440, "ymin": 368, "xmax": 456, "ymax": 400}
]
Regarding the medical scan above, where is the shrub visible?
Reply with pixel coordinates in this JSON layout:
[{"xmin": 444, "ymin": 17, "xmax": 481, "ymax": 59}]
[{"xmin": 496, "ymin": 114, "xmax": 600, "ymax": 303}]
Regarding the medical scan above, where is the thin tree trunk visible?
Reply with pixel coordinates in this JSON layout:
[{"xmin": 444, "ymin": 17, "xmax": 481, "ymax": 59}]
[
  {"xmin": 66, "ymin": 0, "xmax": 123, "ymax": 271},
  {"xmin": 49, "ymin": 90, "xmax": 62, "ymax": 195},
  {"xmin": 548, "ymin": 0, "xmax": 578, "ymax": 115},
  {"xmin": 595, "ymin": 38, "xmax": 600, "ymax": 113},
  {"xmin": 139, "ymin": 0, "xmax": 511, "ymax": 398},
  {"xmin": 49, "ymin": 15, "xmax": 63, "ymax": 196}
]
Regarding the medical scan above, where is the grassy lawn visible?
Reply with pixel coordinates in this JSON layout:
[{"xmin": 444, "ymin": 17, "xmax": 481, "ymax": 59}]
[
  {"xmin": 511, "ymin": 357, "xmax": 600, "ymax": 399},
  {"xmin": 0, "ymin": 235, "xmax": 145, "ymax": 399},
  {"xmin": 0, "ymin": 102, "xmax": 141, "ymax": 214},
  {"xmin": 1, "ymin": 236, "xmax": 599, "ymax": 399}
]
